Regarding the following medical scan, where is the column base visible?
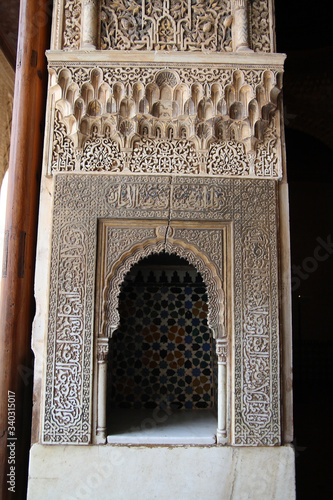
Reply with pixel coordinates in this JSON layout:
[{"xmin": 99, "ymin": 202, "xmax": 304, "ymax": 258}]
[
  {"xmin": 236, "ymin": 46, "xmax": 254, "ymax": 52},
  {"xmin": 95, "ymin": 429, "xmax": 106, "ymax": 444},
  {"xmin": 80, "ymin": 43, "xmax": 97, "ymax": 51},
  {"xmin": 216, "ymin": 429, "xmax": 228, "ymax": 444}
]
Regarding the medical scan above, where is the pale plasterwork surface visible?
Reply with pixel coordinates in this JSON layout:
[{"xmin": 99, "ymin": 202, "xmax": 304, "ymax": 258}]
[
  {"xmin": 45, "ymin": 55, "xmax": 285, "ymax": 180},
  {"xmin": 27, "ymin": 444, "xmax": 296, "ymax": 500},
  {"xmin": 55, "ymin": 1, "xmax": 275, "ymax": 53},
  {"xmin": 41, "ymin": 174, "xmax": 279, "ymax": 447}
]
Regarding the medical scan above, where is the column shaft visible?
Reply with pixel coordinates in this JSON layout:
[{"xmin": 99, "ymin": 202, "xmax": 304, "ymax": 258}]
[
  {"xmin": 82, "ymin": 0, "xmax": 99, "ymax": 49},
  {"xmin": 96, "ymin": 337, "xmax": 109, "ymax": 444},
  {"xmin": 234, "ymin": 0, "xmax": 251, "ymax": 52},
  {"xmin": 216, "ymin": 339, "xmax": 228, "ymax": 444}
]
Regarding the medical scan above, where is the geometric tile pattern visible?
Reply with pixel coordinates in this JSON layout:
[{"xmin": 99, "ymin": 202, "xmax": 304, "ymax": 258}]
[{"xmin": 108, "ymin": 264, "xmax": 214, "ymax": 410}]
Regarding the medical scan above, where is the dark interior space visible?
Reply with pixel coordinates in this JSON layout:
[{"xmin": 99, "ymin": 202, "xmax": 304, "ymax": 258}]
[{"xmin": 276, "ymin": 1, "xmax": 333, "ymax": 498}]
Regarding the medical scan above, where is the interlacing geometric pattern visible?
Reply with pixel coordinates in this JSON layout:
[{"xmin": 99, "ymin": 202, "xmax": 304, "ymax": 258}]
[
  {"xmin": 101, "ymin": 0, "xmax": 233, "ymax": 52},
  {"xmin": 43, "ymin": 174, "xmax": 280, "ymax": 446},
  {"xmin": 109, "ymin": 266, "xmax": 214, "ymax": 411},
  {"xmin": 58, "ymin": 1, "xmax": 273, "ymax": 53}
]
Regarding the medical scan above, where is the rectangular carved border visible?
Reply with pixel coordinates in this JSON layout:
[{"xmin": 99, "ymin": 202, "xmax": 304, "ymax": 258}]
[
  {"xmin": 52, "ymin": 1, "xmax": 274, "ymax": 53},
  {"xmin": 43, "ymin": 174, "xmax": 279, "ymax": 445}
]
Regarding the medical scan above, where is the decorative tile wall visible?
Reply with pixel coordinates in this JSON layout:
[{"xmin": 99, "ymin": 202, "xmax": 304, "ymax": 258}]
[{"xmin": 108, "ymin": 262, "xmax": 214, "ymax": 410}]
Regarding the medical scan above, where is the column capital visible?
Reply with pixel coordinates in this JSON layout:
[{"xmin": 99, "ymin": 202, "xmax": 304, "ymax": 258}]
[
  {"xmin": 216, "ymin": 339, "xmax": 228, "ymax": 363},
  {"xmin": 234, "ymin": 0, "xmax": 247, "ymax": 9},
  {"xmin": 97, "ymin": 337, "xmax": 109, "ymax": 362}
]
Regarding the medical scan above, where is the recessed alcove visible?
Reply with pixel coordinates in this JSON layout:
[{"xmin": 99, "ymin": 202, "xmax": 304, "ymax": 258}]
[{"xmin": 106, "ymin": 253, "xmax": 218, "ymax": 444}]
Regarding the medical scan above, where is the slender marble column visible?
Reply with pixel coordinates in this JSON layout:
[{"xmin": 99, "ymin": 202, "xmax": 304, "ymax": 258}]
[
  {"xmin": 96, "ymin": 337, "xmax": 109, "ymax": 444},
  {"xmin": 216, "ymin": 339, "xmax": 228, "ymax": 444},
  {"xmin": 234, "ymin": 0, "xmax": 251, "ymax": 52},
  {"xmin": 81, "ymin": 0, "xmax": 99, "ymax": 49}
]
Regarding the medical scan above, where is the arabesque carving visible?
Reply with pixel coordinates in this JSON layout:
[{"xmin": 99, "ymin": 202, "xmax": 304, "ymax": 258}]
[
  {"xmin": 48, "ymin": 63, "xmax": 283, "ymax": 178},
  {"xmin": 44, "ymin": 174, "xmax": 280, "ymax": 446},
  {"xmin": 100, "ymin": 0, "xmax": 233, "ymax": 52},
  {"xmin": 130, "ymin": 139, "xmax": 201, "ymax": 174},
  {"xmin": 173, "ymin": 228, "xmax": 224, "ymax": 276},
  {"xmin": 250, "ymin": 0, "xmax": 272, "ymax": 53},
  {"xmin": 44, "ymin": 223, "xmax": 90, "ymax": 443},
  {"xmin": 106, "ymin": 227, "xmax": 157, "ymax": 271},
  {"xmin": 52, "ymin": 0, "xmax": 274, "ymax": 52},
  {"xmin": 235, "ymin": 225, "xmax": 279, "ymax": 445},
  {"xmin": 80, "ymin": 127, "xmax": 123, "ymax": 172},
  {"xmin": 63, "ymin": 0, "xmax": 81, "ymax": 49},
  {"xmin": 101, "ymin": 234, "xmax": 225, "ymax": 339},
  {"xmin": 51, "ymin": 110, "xmax": 76, "ymax": 172},
  {"xmin": 105, "ymin": 181, "xmax": 171, "ymax": 209}
]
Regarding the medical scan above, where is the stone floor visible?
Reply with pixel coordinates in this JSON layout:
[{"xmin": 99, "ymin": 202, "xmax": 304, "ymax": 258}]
[{"xmin": 107, "ymin": 408, "xmax": 217, "ymax": 445}]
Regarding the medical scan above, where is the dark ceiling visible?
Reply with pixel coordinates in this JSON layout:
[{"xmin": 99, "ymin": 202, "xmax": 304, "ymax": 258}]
[{"xmin": 275, "ymin": 0, "xmax": 333, "ymax": 156}]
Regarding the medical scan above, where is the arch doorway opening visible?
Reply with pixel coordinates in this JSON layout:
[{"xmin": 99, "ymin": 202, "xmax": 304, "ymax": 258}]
[{"xmin": 106, "ymin": 253, "xmax": 218, "ymax": 444}]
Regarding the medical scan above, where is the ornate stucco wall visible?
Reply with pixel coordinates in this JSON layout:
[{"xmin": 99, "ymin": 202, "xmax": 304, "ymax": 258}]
[
  {"xmin": 41, "ymin": 174, "xmax": 279, "ymax": 446},
  {"xmin": 28, "ymin": 2, "xmax": 295, "ymax": 498}
]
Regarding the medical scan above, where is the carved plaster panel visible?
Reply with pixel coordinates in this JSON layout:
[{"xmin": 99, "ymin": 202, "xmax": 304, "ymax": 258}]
[
  {"xmin": 100, "ymin": 0, "xmax": 233, "ymax": 52},
  {"xmin": 63, "ymin": 0, "xmax": 81, "ymax": 50},
  {"xmin": 47, "ymin": 62, "xmax": 283, "ymax": 179},
  {"xmin": 52, "ymin": 1, "xmax": 274, "ymax": 52},
  {"xmin": 250, "ymin": 0, "xmax": 273, "ymax": 53},
  {"xmin": 43, "ymin": 174, "xmax": 279, "ymax": 446},
  {"xmin": 173, "ymin": 228, "xmax": 224, "ymax": 277},
  {"xmin": 99, "ymin": 223, "xmax": 226, "ymax": 340}
]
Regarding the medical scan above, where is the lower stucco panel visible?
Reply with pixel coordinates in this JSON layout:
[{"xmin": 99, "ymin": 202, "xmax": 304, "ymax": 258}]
[{"xmin": 28, "ymin": 443, "xmax": 295, "ymax": 500}]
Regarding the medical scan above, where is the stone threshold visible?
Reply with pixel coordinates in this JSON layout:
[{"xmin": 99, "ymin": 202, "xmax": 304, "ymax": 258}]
[{"xmin": 107, "ymin": 408, "xmax": 217, "ymax": 445}]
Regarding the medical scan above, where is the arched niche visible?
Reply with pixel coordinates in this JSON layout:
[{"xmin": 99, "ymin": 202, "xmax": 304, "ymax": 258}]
[
  {"xmin": 102, "ymin": 238, "xmax": 225, "ymax": 339},
  {"xmin": 94, "ymin": 222, "xmax": 230, "ymax": 446},
  {"xmin": 107, "ymin": 253, "xmax": 216, "ymax": 443}
]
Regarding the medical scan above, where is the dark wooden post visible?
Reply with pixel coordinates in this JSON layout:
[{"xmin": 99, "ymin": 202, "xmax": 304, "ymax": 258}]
[{"xmin": 0, "ymin": 1, "xmax": 51, "ymax": 498}]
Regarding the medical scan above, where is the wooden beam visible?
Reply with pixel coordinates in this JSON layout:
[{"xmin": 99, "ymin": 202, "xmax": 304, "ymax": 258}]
[{"xmin": 0, "ymin": 1, "xmax": 51, "ymax": 498}]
